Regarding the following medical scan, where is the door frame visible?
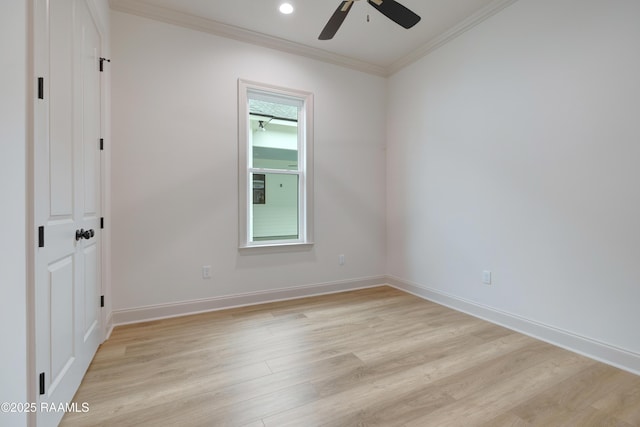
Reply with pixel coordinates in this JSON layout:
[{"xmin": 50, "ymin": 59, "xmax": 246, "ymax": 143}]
[{"xmin": 27, "ymin": 1, "xmax": 111, "ymax": 424}]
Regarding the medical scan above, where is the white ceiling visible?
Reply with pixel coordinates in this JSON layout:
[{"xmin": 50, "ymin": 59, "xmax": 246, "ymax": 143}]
[{"xmin": 109, "ymin": 0, "xmax": 516, "ymax": 76}]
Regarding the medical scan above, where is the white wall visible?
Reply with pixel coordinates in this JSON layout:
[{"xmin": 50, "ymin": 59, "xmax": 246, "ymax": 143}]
[
  {"xmin": 388, "ymin": 0, "xmax": 640, "ymax": 357},
  {"xmin": 110, "ymin": 11, "xmax": 387, "ymax": 310},
  {"xmin": 0, "ymin": 2, "xmax": 28, "ymax": 425}
]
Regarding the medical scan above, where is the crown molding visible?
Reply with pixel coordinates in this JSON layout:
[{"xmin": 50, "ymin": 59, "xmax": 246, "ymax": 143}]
[
  {"xmin": 387, "ymin": 0, "xmax": 519, "ymax": 75},
  {"xmin": 110, "ymin": 0, "xmax": 518, "ymax": 77},
  {"xmin": 109, "ymin": 0, "xmax": 387, "ymax": 77}
]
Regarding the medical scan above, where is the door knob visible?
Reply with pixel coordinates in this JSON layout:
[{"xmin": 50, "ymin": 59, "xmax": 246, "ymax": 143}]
[{"xmin": 75, "ymin": 229, "xmax": 95, "ymax": 241}]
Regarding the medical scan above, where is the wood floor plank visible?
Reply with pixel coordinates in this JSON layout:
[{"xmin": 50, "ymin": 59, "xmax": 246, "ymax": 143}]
[
  {"xmin": 262, "ymin": 334, "xmax": 534, "ymax": 426},
  {"xmin": 591, "ymin": 377, "xmax": 640, "ymax": 426},
  {"xmin": 403, "ymin": 352, "xmax": 596, "ymax": 426},
  {"xmin": 479, "ymin": 412, "xmax": 530, "ymax": 427},
  {"xmin": 436, "ymin": 340, "xmax": 564, "ymax": 400},
  {"xmin": 61, "ymin": 286, "xmax": 640, "ymax": 426},
  {"xmin": 511, "ymin": 363, "xmax": 628, "ymax": 422}
]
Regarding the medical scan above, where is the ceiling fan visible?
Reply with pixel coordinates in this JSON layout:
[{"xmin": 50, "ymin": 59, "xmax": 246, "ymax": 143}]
[{"xmin": 319, "ymin": 0, "xmax": 421, "ymax": 40}]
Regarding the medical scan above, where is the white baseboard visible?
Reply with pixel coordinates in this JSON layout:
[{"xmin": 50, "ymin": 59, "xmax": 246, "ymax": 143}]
[
  {"xmin": 111, "ymin": 276, "xmax": 387, "ymax": 326},
  {"xmin": 386, "ymin": 275, "xmax": 640, "ymax": 376},
  {"xmin": 104, "ymin": 312, "xmax": 114, "ymax": 341},
  {"xmin": 108, "ymin": 274, "xmax": 640, "ymax": 375}
]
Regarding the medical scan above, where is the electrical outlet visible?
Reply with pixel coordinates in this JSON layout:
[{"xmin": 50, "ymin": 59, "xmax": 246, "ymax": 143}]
[
  {"xmin": 339, "ymin": 254, "xmax": 345, "ymax": 266},
  {"xmin": 202, "ymin": 265, "xmax": 212, "ymax": 279},
  {"xmin": 482, "ymin": 270, "xmax": 492, "ymax": 285}
]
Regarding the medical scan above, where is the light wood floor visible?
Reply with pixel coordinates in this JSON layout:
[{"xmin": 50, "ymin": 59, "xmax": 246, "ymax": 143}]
[{"xmin": 61, "ymin": 286, "xmax": 640, "ymax": 427}]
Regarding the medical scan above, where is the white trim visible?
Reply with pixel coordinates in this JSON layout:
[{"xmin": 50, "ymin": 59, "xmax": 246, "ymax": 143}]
[
  {"xmin": 87, "ymin": 0, "xmax": 112, "ymax": 346},
  {"xmin": 86, "ymin": 0, "xmax": 109, "ymax": 37},
  {"xmin": 386, "ymin": 275, "xmax": 640, "ymax": 376},
  {"xmin": 112, "ymin": 276, "xmax": 386, "ymax": 325},
  {"xmin": 104, "ymin": 312, "xmax": 114, "ymax": 340},
  {"xmin": 108, "ymin": 0, "xmax": 518, "ymax": 77},
  {"xmin": 109, "ymin": 274, "xmax": 640, "ymax": 375},
  {"xmin": 239, "ymin": 241, "xmax": 315, "ymax": 250},
  {"xmin": 26, "ymin": 0, "xmax": 37, "ymax": 424},
  {"xmin": 238, "ymin": 79, "xmax": 314, "ymax": 248},
  {"xmin": 109, "ymin": 0, "xmax": 386, "ymax": 76}
]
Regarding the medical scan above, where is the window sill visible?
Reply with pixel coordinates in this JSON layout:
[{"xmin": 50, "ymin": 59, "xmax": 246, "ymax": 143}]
[{"xmin": 239, "ymin": 241, "xmax": 315, "ymax": 251}]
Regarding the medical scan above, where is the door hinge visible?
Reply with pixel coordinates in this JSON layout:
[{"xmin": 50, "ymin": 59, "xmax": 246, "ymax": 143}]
[
  {"xmin": 39, "ymin": 372, "xmax": 45, "ymax": 395},
  {"xmin": 100, "ymin": 295, "xmax": 105, "ymax": 308},
  {"xmin": 99, "ymin": 57, "xmax": 111, "ymax": 72},
  {"xmin": 100, "ymin": 217, "xmax": 104, "ymax": 229},
  {"xmin": 38, "ymin": 226, "xmax": 45, "ymax": 248},
  {"xmin": 99, "ymin": 138, "xmax": 104, "ymax": 150},
  {"xmin": 37, "ymin": 77, "xmax": 44, "ymax": 99}
]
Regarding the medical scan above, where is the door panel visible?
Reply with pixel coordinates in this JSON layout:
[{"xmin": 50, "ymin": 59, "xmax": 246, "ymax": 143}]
[
  {"xmin": 49, "ymin": 0, "xmax": 74, "ymax": 218},
  {"xmin": 49, "ymin": 256, "xmax": 74, "ymax": 390},
  {"xmin": 83, "ymin": 243, "xmax": 99, "ymax": 339},
  {"xmin": 82, "ymin": 16, "xmax": 101, "ymax": 218}
]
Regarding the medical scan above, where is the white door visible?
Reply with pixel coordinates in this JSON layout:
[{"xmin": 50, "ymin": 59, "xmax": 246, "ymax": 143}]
[{"xmin": 34, "ymin": 1, "xmax": 103, "ymax": 425}]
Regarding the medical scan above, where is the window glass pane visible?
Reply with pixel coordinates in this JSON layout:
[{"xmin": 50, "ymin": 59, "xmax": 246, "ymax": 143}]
[
  {"xmin": 249, "ymin": 98, "xmax": 299, "ymax": 119},
  {"xmin": 249, "ymin": 99, "xmax": 298, "ymax": 171},
  {"xmin": 252, "ymin": 174, "xmax": 265, "ymax": 204},
  {"xmin": 252, "ymin": 173, "xmax": 299, "ymax": 242}
]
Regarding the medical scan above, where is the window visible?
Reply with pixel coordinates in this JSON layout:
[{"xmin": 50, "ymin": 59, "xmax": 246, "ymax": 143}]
[{"xmin": 238, "ymin": 80, "xmax": 314, "ymax": 248}]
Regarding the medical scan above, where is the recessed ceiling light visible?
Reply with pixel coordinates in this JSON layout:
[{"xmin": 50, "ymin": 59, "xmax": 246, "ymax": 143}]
[{"xmin": 279, "ymin": 3, "xmax": 294, "ymax": 14}]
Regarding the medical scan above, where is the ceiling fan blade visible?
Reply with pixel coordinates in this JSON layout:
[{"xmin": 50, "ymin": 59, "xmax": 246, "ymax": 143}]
[
  {"xmin": 367, "ymin": 0, "xmax": 421, "ymax": 29},
  {"xmin": 319, "ymin": 1, "xmax": 354, "ymax": 40}
]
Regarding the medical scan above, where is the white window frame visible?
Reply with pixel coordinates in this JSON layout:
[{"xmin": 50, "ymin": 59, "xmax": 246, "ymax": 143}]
[{"xmin": 238, "ymin": 79, "xmax": 314, "ymax": 248}]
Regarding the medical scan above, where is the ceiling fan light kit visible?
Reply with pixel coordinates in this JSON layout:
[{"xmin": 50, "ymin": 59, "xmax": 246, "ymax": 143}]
[{"xmin": 319, "ymin": 0, "xmax": 421, "ymax": 40}]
